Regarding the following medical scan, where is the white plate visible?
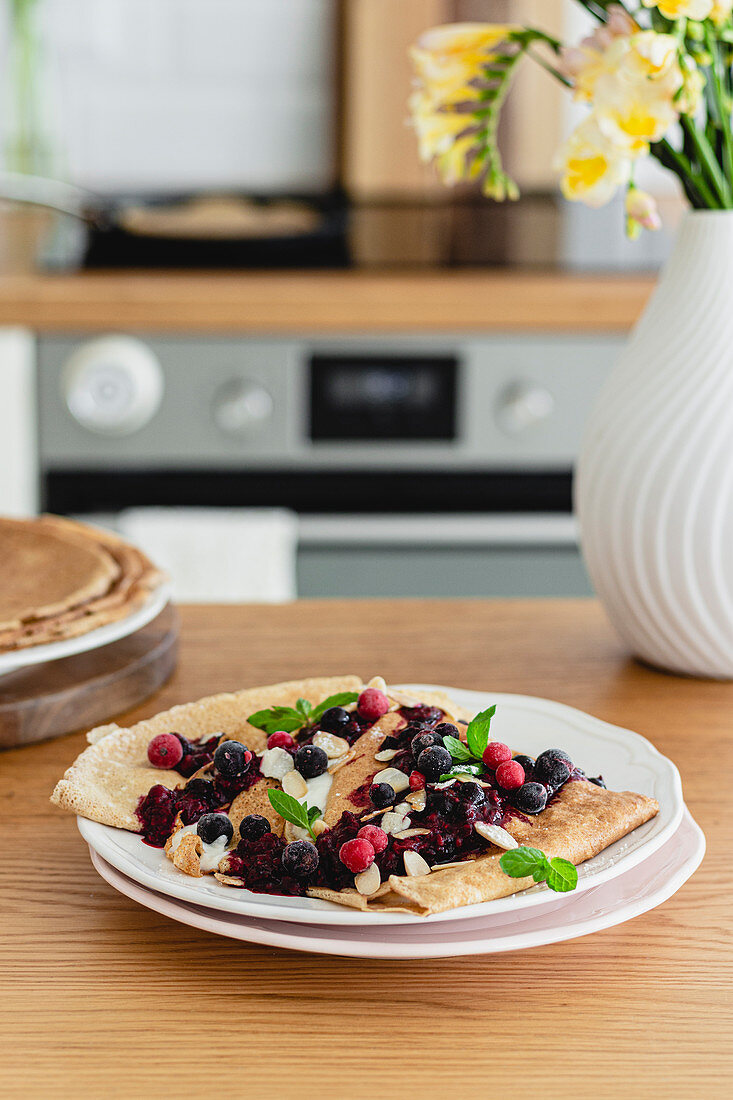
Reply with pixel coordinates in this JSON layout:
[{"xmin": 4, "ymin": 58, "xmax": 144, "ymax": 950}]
[
  {"xmin": 88, "ymin": 808, "xmax": 704, "ymax": 958},
  {"xmin": 0, "ymin": 580, "xmax": 172, "ymax": 676},
  {"xmin": 79, "ymin": 686, "xmax": 684, "ymax": 926}
]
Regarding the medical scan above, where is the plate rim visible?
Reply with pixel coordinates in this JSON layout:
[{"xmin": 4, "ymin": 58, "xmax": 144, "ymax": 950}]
[
  {"xmin": 78, "ymin": 685, "xmax": 684, "ymax": 927},
  {"xmin": 87, "ymin": 808, "xmax": 705, "ymax": 958},
  {"xmin": 0, "ymin": 579, "xmax": 172, "ymax": 676}
]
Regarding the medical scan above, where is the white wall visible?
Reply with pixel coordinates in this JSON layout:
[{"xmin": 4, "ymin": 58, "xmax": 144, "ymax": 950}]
[{"xmin": 1, "ymin": 0, "xmax": 337, "ymax": 195}]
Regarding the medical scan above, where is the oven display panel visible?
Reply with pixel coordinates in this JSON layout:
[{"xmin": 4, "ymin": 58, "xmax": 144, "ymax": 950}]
[{"xmin": 310, "ymin": 356, "xmax": 457, "ymax": 441}]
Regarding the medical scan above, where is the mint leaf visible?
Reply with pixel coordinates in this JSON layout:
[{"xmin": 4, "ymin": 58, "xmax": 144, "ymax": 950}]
[
  {"xmin": 307, "ymin": 805, "xmax": 321, "ymax": 825},
  {"xmin": 499, "ymin": 846, "xmax": 548, "ymax": 879},
  {"xmin": 439, "ymin": 765, "xmax": 484, "ymax": 781},
  {"xmin": 465, "ymin": 705, "xmax": 496, "ymax": 759},
  {"xmin": 268, "ymin": 787, "xmax": 309, "ymax": 829},
  {"xmin": 545, "ymin": 857, "xmax": 578, "ymax": 892},
  {"xmin": 443, "ymin": 735, "xmax": 473, "ymax": 763},
  {"xmin": 248, "ymin": 705, "xmax": 304, "ymax": 735},
  {"xmin": 296, "ymin": 698, "xmax": 313, "ymax": 721},
  {"xmin": 500, "ymin": 847, "xmax": 578, "ymax": 893},
  {"xmin": 311, "ymin": 692, "xmax": 359, "ymax": 723}
]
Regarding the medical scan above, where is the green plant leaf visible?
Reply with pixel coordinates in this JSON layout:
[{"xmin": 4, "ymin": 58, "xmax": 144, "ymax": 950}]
[
  {"xmin": 296, "ymin": 698, "xmax": 313, "ymax": 720},
  {"xmin": 545, "ymin": 857, "xmax": 578, "ymax": 893},
  {"xmin": 307, "ymin": 805, "xmax": 321, "ymax": 825},
  {"xmin": 311, "ymin": 691, "xmax": 359, "ymax": 723},
  {"xmin": 438, "ymin": 765, "xmax": 484, "ymax": 781},
  {"xmin": 443, "ymin": 735, "xmax": 473, "ymax": 763},
  {"xmin": 247, "ymin": 705, "xmax": 304, "ymax": 735},
  {"xmin": 465, "ymin": 705, "xmax": 496, "ymax": 759},
  {"xmin": 499, "ymin": 846, "xmax": 548, "ymax": 879}
]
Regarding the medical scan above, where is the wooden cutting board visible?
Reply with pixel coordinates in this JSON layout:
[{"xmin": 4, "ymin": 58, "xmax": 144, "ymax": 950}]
[{"xmin": 0, "ymin": 604, "xmax": 178, "ymax": 748}]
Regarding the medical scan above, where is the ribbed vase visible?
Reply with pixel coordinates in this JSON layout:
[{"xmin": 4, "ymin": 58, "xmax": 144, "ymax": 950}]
[{"xmin": 576, "ymin": 210, "xmax": 733, "ymax": 679}]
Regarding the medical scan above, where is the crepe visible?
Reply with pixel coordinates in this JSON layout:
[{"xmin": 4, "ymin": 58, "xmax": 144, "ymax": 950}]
[
  {"xmin": 51, "ymin": 675, "xmax": 659, "ymax": 916},
  {"xmin": 0, "ymin": 515, "xmax": 163, "ymax": 652}
]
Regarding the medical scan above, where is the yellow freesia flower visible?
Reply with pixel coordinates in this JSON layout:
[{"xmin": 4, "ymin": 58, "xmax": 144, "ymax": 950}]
[
  {"xmin": 625, "ymin": 187, "xmax": 662, "ymax": 237},
  {"xmin": 410, "ymin": 23, "xmax": 518, "ymax": 106},
  {"xmin": 559, "ymin": 5, "xmax": 638, "ymax": 102},
  {"xmin": 557, "ymin": 118, "xmax": 632, "ymax": 207},
  {"xmin": 641, "ymin": 0, "xmax": 713, "ymax": 19},
  {"xmin": 710, "ymin": 1, "xmax": 733, "ymax": 23},
  {"xmin": 594, "ymin": 63, "xmax": 679, "ymax": 150}
]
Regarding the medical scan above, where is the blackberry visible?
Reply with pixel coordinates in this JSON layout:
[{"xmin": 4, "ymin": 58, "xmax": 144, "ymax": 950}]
[
  {"xmin": 433, "ymin": 723, "xmax": 458, "ymax": 740},
  {"xmin": 411, "ymin": 731, "xmax": 443, "ymax": 759},
  {"xmin": 458, "ymin": 781, "xmax": 485, "ymax": 805}
]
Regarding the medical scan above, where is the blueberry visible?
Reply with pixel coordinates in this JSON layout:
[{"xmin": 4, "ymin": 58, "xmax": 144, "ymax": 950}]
[
  {"xmin": 536, "ymin": 748, "xmax": 572, "ymax": 770},
  {"xmin": 417, "ymin": 745, "xmax": 453, "ymax": 782},
  {"xmin": 197, "ymin": 813, "xmax": 234, "ymax": 845},
  {"xmin": 319, "ymin": 706, "xmax": 351, "ymax": 733},
  {"xmin": 183, "ymin": 777, "xmax": 217, "ymax": 805},
  {"xmin": 434, "ymin": 723, "xmax": 458, "ymax": 740},
  {"xmin": 411, "ymin": 731, "xmax": 444, "ymax": 759},
  {"xmin": 213, "ymin": 740, "xmax": 251, "ymax": 779},
  {"xmin": 534, "ymin": 753, "xmax": 571, "ymax": 789},
  {"xmin": 239, "ymin": 813, "xmax": 271, "ymax": 841},
  {"xmin": 458, "ymin": 781, "xmax": 485, "ymax": 805},
  {"xmin": 513, "ymin": 754, "xmax": 535, "ymax": 772},
  {"xmin": 514, "ymin": 782, "xmax": 548, "ymax": 815},
  {"xmin": 282, "ymin": 839, "xmax": 319, "ymax": 878},
  {"xmin": 370, "ymin": 782, "xmax": 395, "ymax": 808},
  {"xmin": 294, "ymin": 744, "xmax": 329, "ymax": 779},
  {"xmin": 588, "ymin": 775, "xmax": 606, "ymax": 788}
]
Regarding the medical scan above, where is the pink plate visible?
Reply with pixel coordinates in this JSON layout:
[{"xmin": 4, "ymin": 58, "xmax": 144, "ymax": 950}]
[{"xmin": 88, "ymin": 808, "xmax": 704, "ymax": 959}]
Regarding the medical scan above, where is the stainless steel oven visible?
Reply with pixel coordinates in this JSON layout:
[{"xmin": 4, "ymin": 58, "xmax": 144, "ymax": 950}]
[{"xmin": 36, "ymin": 332, "xmax": 623, "ymax": 596}]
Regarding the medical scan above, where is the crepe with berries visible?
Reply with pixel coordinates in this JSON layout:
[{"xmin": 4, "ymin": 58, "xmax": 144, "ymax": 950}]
[{"xmin": 51, "ymin": 675, "xmax": 363, "ymax": 830}]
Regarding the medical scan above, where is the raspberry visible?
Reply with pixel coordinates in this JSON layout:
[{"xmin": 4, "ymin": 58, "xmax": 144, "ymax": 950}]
[
  {"xmin": 267, "ymin": 731, "xmax": 295, "ymax": 750},
  {"xmin": 495, "ymin": 759, "xmax": 525, "ymax": 790},
  {"xmin": 357, "ymin": 688, "xmax": 390, "ymax": 722},
  {"xmin": 482, "ymin": 741, "xmax": 512, "ymax": 769},
  {"xmin": 409, "ymin": 770, "xmax": 426, "ymax": 790},
  {"xmin": 147, "ymin": 733, "xmax": 184, "ymax": 769},
  {"xmin": 357, "ymin": 825, "xmax": 389, "ymax": 853},
  {"xmin": 339, "ymin": 837, "xmax": 376, "ymax": 873}
]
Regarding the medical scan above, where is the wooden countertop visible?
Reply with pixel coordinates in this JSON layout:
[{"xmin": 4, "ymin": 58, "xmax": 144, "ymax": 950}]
[
  {"xmin": 0, "ymin": 208, "xmax": 654, "ymax": 332},
  {"xmin": 2, "ymin": 599, "xmax": 726, "ymax": 1098},
  {"xmin": 0, "ymin": 269, "xmax": 654, "ymax": 334}
]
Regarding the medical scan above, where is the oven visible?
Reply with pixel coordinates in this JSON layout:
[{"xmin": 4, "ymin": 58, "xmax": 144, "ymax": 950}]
[{"xmin": 36, "ymin": 333, "xmax": 623, "ymax": 597}]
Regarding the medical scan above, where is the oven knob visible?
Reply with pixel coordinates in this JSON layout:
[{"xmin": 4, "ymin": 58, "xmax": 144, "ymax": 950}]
[
  {"xmin": 497, "ymin": 382, "xmax": 554, "ymax": 434},
  {"xmin": 62, "ymin": 336, "xmax": 163, "ymax": 435},
  {"xmin": 213, "ymin": 380, "xmax": 274, "ymax": 434}
]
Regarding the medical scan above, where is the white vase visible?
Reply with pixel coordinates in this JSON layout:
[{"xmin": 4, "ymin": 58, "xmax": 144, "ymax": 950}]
[{"xmin": 576, "ymin": 209, "xmax": 733, "ymax": 679}]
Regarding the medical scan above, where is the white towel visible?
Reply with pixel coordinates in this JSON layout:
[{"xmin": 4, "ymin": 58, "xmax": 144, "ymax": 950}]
[{"xmin": 117, "ymin": 507, "xmax": 298, "ymax": 603}]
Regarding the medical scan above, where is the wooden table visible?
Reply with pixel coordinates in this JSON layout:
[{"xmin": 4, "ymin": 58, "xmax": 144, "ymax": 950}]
[{"xmin": 2, "ymin": 600, "xmax": 729, "ymax": 1098}]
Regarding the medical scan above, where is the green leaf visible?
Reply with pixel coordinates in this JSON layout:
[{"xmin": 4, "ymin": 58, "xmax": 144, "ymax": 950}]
[
  {"xmin": 311, "ymin": 691, "xmax": 359, "ymax": 723},
  {"xmin": 443, "ymin": 735, "xmax": 473, "ymax": 763},
  {"xmin": 499, "ymin": 846, "xmax": 549, "ymax": 879},
  {"xmin": 465, "ymin": 704, "xmax": 496, "ymax": 759},
  {"xmin": 267, "ymin": 788, "xmax": 309, "ymax": 830},
  {"xmin": 247, "ymin": 705, "xmax": 303, "ymax": 735},
  {"xmin": 545, "ymin": 858, "xmax": 578, "ymax": 893},
  {"xmin": 307, "ymin": 805, "xmax": 321, "ymax": 825},
  {"xmin": 438, "ymin": 765, "xmax": 484, "ymax": 781},
  {"xmin": 296, "ymin": 698, "xmax": 313, "ymax": 721}
]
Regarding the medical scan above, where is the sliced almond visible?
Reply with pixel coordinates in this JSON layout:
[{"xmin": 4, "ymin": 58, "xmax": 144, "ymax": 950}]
[
  {"xmin": 386, "ymin": 688, "xmax": 423, "ymax": 708},
  {"xmin": 311, "ymin": 818, "xmax": 328, "ymax": 837},
  {"xmin": 403, "ymin": 850, "xmax": 431, "ymax": 877},
  {"xmin": 474, "ymin": 822, "xmax": 518, "ymax": 850},
  {"xmin": 354, "ymin": 861, "xmax": 381, "ymax": 896},
  {"xmin": 394, "ymin": 801, "xmax": 412, "ymax": 816},
  {"xmin": 433, "ymin": 779, "xmax": 457, "ymax": 790},
  {"xmin": 405, "ymin": 789, "xmax": 427, "ymax": 812},
  {"xmin": 454, "ymin": 772, "xmax": 482, "ymax": 783},
  {"xmin": 282, "ymin": 770, "xmax": 308, "ymax": 799},
  {"xmin": 328, "ymin": 749, "xmax": 356, "ymax": 774},
  {"xmin": 359, "ymin": 808, "xmax": 385, "ymax": 823},
  {"xmin": 392, "ymin": 828, "xmax": 431, "ymax": 839},
  {"xmin": 313, "ymin": 731, "xmax": 350, "ymax": 759},
  {"xmin": 381, "ymin": 811, "xmax": 411, "ymax": 835},
  {"xmin": 372, "ymin": 767, "xmax": 410, "ymax": 793},
  {"xmin": 374, "ymin": 748, "xmax": 400, "ymax": 762},
  {"xmin": 366, "ymin": 675, "xmax": 387, "ymax": 693}
]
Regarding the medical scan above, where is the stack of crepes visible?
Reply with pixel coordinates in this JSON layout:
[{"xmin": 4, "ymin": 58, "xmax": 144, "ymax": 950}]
[{"xmin": 0, "ymin": 515, "xmax": 163, "ymax": 652}]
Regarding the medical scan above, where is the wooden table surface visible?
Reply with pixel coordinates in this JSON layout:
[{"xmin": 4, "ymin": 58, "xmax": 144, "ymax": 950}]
[{"xmin": 1, "ymin": 600, "xmax": 729, "ymax": 1098}]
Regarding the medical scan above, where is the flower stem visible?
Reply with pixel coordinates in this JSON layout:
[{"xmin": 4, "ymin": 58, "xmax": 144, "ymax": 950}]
[
  {"xmin": 704, "ymin": 22, "xmax": 733, "ymax": 198},
  {"xmin": 681, "ymin": 116, "xmax": 730, "ymax": 207}
]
